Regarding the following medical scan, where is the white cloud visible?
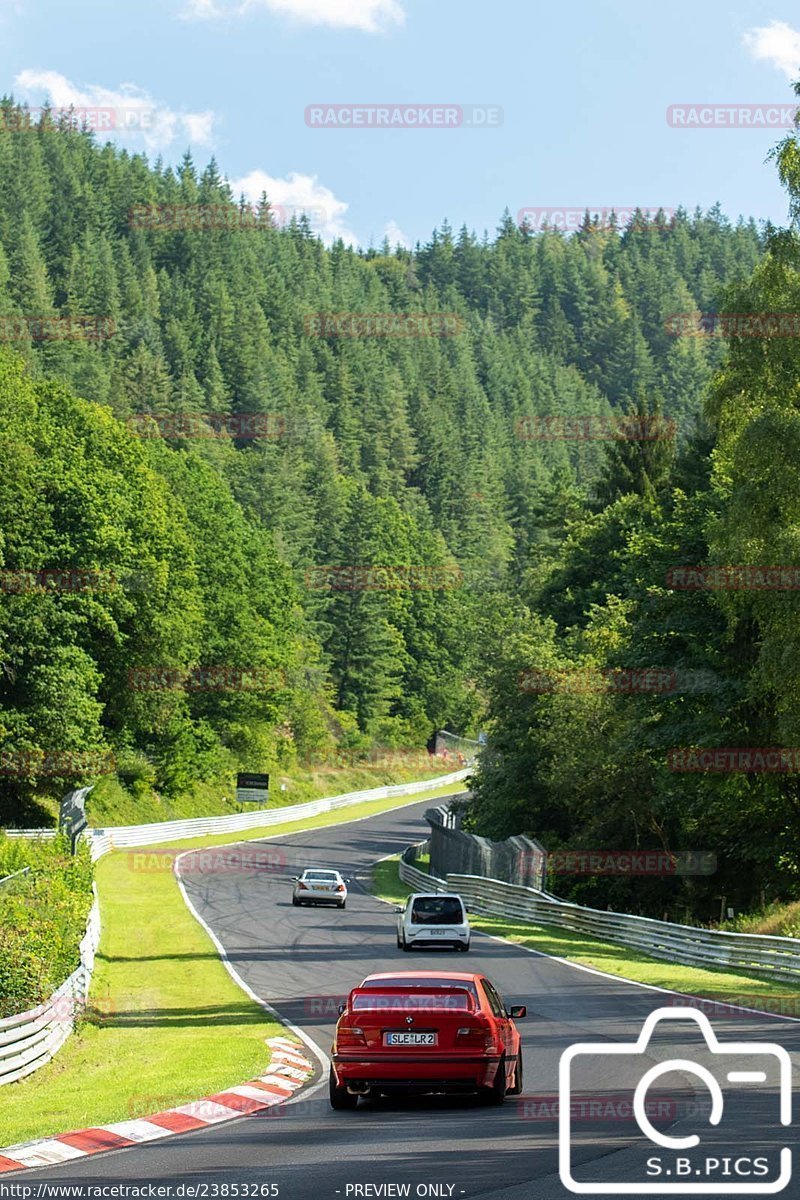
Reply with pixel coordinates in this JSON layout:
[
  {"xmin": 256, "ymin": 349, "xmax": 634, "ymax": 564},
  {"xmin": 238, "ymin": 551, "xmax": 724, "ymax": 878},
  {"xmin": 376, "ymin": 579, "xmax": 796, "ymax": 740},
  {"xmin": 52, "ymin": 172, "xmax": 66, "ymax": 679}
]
[
  {"xmin": 743, "ymin": 20, "xmax": 800, "ymax": 81},
  {"xmin": 13, "ymin": 69, "xmax": 216, "ymax": 153},
  {"xmin": 182, "ymin": 0, "xmax": 404, "ymax": 33},
  {"xmin": 383, "ymin": 219, "xmax": 410, "ymax": 248},
  {"xmin": 229, "ymin": 168, "xmax": 358, "ymax": 244}
]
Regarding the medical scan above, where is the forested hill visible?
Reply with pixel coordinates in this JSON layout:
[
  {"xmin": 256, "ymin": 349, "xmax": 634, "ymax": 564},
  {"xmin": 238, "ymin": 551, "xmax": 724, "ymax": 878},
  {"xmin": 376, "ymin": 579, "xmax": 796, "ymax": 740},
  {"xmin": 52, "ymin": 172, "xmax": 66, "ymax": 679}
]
[{"xmin": 0, "ymin": 102, "xmax": 763, "ymax": 834}]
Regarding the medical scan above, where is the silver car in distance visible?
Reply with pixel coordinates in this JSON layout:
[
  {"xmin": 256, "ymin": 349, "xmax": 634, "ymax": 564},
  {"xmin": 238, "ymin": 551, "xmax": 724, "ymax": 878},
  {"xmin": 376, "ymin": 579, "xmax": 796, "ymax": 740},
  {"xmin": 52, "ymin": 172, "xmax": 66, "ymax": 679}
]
[{"xmin": 292, "ymin": 867, "xmax": 348, "ymax": 908}]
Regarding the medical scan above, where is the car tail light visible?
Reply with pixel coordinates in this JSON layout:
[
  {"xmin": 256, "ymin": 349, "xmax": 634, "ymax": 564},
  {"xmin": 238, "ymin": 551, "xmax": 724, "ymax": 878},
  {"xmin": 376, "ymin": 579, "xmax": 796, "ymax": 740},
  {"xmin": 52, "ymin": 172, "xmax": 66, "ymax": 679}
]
[
  {"xmin": 456, "ymin": 1024, "xmax": 495, "ymax": 1051},
  {"xmin": 297, "ymin": 881, "xmax": 308, "ymax": 890},
  {"xmin": 336, "ymin": 884, "xmax": 346, "ymax": 892},
  {"xmin": 336, "ymin": 1024, "xmax": 366, "ymax": 1047}
]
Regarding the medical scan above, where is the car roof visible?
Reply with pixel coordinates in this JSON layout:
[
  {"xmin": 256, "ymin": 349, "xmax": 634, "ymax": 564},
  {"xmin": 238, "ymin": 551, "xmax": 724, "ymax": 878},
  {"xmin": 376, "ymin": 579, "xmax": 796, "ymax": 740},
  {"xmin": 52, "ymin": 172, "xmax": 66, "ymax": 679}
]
[
  {"xmin": 409, "ymin": 892, "xmax": 463, "ymax": 900},
  {"xmin": 362, "ymin": 970, "xmax": 480, "ymax": 983},
  {"xmin": 303, "ymin": 867, "xmax": 340, "ymax": 873}
]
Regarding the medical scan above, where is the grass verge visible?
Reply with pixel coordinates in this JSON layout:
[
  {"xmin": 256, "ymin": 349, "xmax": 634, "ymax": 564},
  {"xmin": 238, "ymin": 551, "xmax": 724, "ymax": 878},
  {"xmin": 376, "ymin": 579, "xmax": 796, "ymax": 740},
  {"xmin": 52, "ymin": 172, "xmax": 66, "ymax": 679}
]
[
  {"xmin": 371, "ymin": 856, "xmax": 800, "ymax": 1012},
  {"xmin": 0, "ymin": 780, "xmax": 464, "ymax": 1147}
]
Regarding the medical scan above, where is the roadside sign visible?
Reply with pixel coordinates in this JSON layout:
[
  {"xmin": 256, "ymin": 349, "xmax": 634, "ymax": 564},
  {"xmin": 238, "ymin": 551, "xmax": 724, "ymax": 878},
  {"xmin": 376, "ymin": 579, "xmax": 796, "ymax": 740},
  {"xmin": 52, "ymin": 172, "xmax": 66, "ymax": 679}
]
[
  {"xmin": 236, "ymin": 772, "xmax": 270, "ymax": 804},
  {"xmin": 59, "ymin": 787, "xmax": 90, "ymax": 853}
]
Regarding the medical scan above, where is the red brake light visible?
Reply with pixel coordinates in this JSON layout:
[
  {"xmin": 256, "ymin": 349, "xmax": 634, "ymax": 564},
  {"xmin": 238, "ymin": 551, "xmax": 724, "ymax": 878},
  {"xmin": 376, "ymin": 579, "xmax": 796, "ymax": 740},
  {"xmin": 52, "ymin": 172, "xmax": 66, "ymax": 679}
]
[
  {"xmin": 297, "ymin": 881, "xmax": 308, "ymax": 890},
  {"xmin": 456, "ymin": 1023, "xmax": 495, "ymax": 1051},
  {"xmin": 336, "ymin": 884, "xmax": 346, "ymax": 892},
  {"xmin": 336, "ymin": 1023, "xmax": 366, "ymax": 1047}
]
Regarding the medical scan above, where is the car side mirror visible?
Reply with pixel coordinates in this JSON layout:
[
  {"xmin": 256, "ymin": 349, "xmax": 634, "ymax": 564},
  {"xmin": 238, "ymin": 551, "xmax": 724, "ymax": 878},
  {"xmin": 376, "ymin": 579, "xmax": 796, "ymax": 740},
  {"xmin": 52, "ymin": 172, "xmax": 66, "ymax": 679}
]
[
  {"xmin": 337, "ymin": 1003, "xmax": 346, "ymax": 1015},
  {"xmin": 394, "ymin": 905, "xmax": 404, "ymax": 913},
  {"xmin": 508, "ymin": 1005, "xmax": 527, "ymax": 1019}
]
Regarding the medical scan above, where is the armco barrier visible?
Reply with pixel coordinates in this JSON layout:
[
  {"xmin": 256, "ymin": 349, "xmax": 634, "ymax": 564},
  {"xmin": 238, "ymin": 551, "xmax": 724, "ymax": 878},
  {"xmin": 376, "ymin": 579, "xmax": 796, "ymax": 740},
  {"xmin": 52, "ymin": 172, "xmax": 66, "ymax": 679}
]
[
  {"xmin": 397, "ymin": 854, "xmax": 800, "ymax": 983},
  {"xmin": 0, "ymin": 888, "xmax": 100, "ymax": 1086}
]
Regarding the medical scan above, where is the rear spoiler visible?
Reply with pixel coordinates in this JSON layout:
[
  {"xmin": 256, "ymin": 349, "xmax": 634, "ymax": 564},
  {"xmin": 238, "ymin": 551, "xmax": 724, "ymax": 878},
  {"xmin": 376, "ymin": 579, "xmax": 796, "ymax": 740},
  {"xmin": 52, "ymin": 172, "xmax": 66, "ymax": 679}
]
[{"xmin": 348, "ymin": 985, "xmax": 475, "ymax": 1012}]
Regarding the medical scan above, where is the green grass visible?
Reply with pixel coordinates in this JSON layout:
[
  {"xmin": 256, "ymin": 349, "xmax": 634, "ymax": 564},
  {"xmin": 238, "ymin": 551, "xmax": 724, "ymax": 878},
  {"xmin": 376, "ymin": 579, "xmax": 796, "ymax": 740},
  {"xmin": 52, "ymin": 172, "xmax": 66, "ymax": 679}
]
[
  {"xmin": 370, "ymin": 856, "xmax": 800, "ymax": 1011},
  {"xmin": 0, "ymin": 779, "xmax": 465, "ymax": 1147}
]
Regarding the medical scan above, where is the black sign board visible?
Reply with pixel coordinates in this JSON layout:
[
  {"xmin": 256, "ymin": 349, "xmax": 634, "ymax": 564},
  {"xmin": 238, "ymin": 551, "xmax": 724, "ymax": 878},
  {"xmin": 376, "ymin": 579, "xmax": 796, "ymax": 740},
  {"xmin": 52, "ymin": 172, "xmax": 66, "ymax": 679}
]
[
  {"xmin": 236, "ymin": 772, "xmax": 270, "ymax": 804},
  {"xmin": 237, "ymin": 773, "xmax": 270, "ymax": 791}
]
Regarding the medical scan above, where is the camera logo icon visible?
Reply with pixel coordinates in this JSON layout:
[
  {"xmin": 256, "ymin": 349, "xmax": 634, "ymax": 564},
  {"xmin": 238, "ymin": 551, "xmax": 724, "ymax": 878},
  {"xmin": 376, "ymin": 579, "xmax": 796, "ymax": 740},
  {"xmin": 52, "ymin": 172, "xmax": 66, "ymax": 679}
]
[{"xmin": 559, "ymin": 1006, "xmax": 792, "ymax": 1194}]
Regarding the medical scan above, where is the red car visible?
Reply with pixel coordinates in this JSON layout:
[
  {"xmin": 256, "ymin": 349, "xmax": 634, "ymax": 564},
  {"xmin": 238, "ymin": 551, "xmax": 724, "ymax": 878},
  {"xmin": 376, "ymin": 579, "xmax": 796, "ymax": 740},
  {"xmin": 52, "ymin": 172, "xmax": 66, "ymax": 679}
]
[{"xmin": 329, "ymin": 970, "xmax": 526, "ymax": 1109}]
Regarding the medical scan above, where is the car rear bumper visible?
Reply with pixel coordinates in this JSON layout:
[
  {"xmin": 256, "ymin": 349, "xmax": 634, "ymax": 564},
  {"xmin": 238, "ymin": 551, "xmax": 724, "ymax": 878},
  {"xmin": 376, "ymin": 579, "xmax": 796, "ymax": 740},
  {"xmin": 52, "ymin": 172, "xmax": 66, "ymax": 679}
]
[
  {"xmin": 294, "ymin": 891, "xmax": 346, "ymax": 903},
  {"xmin": 404, "ymin": 929, "xmax": 469, "ymax": 946},
  {"xmin": 332, "ymin": 1053, "xmax": 501, "ymax": 1090}
]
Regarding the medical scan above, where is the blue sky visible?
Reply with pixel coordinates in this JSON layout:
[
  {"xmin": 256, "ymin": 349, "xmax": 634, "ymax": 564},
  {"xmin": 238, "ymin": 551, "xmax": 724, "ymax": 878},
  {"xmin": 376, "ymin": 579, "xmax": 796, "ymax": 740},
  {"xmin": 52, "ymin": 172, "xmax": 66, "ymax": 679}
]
[{"xmin": 1, "ymin": 0, "xmax": 799, "ymax": 247}]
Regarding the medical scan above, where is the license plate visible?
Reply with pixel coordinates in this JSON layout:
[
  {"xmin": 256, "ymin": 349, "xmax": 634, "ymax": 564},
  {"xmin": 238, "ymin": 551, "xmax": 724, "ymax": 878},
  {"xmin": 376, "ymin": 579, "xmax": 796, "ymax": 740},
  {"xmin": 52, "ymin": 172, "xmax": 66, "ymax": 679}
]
[
  {"xmin": 384, "ymin": 1031, "xmax": 437, "ymax": 1046},
  {"xmin": 430, "ymin": 928, "xmax": 450, "ymax": 935}
]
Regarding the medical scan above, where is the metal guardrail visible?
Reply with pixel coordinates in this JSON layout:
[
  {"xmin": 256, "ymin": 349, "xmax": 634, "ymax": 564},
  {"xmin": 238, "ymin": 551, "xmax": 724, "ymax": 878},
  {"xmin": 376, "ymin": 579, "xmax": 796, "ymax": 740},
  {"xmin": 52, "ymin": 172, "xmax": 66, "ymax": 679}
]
[
  {"xmin": 0, "ymin": 887, "xmax": 100, "ymax": 1086},
  {"xmin": 397, "ymin": 853, "xmax": 800, "ymax": 983},
  {"xmin": 0, "ymin": 867, "xmax": 30, "ymax": 889}
]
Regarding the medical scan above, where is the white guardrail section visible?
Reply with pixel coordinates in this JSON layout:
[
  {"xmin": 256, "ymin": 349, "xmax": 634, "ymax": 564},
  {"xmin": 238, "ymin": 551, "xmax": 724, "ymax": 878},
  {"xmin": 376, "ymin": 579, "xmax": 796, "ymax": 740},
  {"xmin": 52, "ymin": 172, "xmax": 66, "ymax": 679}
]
[
  {"xmin": 398, "ymin": 849, "xmax": 800, "ymax": 983},
  {"xmin": 0, "ymin": 770, "xmax": 468, "ymax": 1085},
  {"xmin": 0, "ymin": 887, "xmax": 100, "ymax": 1086}
]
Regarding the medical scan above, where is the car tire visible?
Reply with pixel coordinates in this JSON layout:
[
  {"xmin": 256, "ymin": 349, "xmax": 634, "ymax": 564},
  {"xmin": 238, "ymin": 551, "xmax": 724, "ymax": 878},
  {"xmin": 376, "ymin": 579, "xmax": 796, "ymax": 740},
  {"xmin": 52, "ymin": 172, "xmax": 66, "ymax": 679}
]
[
  {"xmin": 329, "ymin": 1068, "xmax": 358, "ymax": 1111},
  {"xmin": 292, "ymin": 897, "xmax": 299, "ymax": 906},
  {"xmin": 459, "ymin": 940, "xmax": 470, "ymax": 952},
  {"xmin": 480, "ymin": 1055, "xmax": 508, "ymax": 1106},
  {"xmin": 508, "ymin": 1050, "xmax": 523, "ymax": 1096},
  {"xmin": 401, "ymin": 934, "xmax": 411, "ymax": 951},
  {"xmin": 396, "ymin": 933, "xmax": 403, "ymax": 948},
  {"xmin": 339, "ymin": 901, "xmax": 346, "ymax": 909}
]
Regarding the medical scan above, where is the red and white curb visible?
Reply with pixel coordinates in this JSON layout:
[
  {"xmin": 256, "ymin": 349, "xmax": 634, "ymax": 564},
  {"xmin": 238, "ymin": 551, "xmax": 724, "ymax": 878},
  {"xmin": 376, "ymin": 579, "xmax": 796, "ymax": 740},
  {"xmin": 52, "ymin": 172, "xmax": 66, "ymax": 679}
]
[{"xmin": 0, "ymin": 1037, "xmax": 314, "ymax": 1174}]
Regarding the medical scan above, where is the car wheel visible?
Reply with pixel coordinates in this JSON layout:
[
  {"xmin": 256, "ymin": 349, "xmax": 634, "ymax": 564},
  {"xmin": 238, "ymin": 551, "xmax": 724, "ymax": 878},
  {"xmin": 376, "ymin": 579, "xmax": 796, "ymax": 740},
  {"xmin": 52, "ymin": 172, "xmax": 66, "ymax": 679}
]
[
  {"xmin": 480, "ymin": 1055, "xmax": 508, "ymax": 1106},
  {"xmin": 396, "ymin": 933, "xmax": 403, "ymax": 948},
  {"xmin": 339, "ymin": 901, "xmax": 346, "ymax": 909},
  {"xmin": 508, "ymin": 1050, "xmax": 523, "ymax": 1096},
  {"xmin": 291, "ymin": 897, "xmax": 299, "ymax": 906},
  {"xmin": 459, "ymin": 940, "xmax": 470, "ymax": 952},
  {"xmin": 329, "ymin": 1068, "xmax": 358, "ymax": 1111},
  {"xmin": 401, "ymin": 934, "xmax": 411, "ymax": 951}
]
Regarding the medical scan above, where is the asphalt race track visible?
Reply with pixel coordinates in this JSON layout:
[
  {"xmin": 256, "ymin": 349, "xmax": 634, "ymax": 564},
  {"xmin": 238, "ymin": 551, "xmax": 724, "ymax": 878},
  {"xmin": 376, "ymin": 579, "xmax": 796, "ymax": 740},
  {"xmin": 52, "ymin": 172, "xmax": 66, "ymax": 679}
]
[{"xmin": 17, "ymin": 796, "xmax": 800, "ymax": 1198}]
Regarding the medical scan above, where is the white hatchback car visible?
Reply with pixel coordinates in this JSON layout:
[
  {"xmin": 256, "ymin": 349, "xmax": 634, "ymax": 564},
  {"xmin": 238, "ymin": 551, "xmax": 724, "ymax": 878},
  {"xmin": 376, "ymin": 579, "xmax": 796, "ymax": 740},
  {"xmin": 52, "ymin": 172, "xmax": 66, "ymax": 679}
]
[
  {"xmin": 395, "ymin": 892, "xmax": 470, "ymax": 952},
  {"xmin": 292, "ymin": 868, "xmax": 348, "ymax": 908}
]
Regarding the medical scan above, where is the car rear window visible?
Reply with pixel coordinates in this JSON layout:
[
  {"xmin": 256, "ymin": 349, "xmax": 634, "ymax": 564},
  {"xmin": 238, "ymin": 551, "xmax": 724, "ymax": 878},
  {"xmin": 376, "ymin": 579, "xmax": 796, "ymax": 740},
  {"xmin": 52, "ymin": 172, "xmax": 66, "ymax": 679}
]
[
  {"xmin": 360, "ymin": 977, "xmax": 478, "ymax": 1004},
  {"xmin": 305, "ymin": 871, "xmax": 337, "ymax": 879},
  {"xmin": 410, "ymin": 896, "xmax": 464, "ymax": 925},
  {"xmin": 352, "ymin": 990, "xmax": 474, "ymax": 1011}
]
